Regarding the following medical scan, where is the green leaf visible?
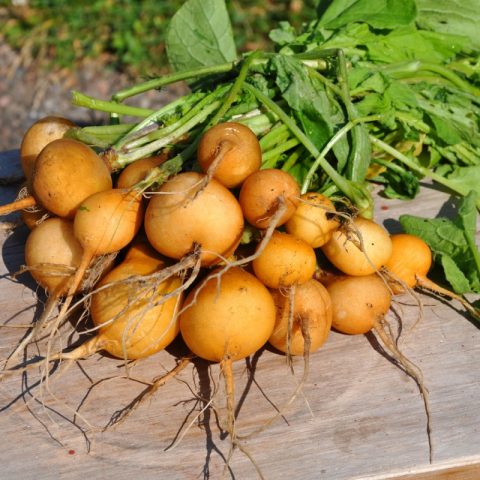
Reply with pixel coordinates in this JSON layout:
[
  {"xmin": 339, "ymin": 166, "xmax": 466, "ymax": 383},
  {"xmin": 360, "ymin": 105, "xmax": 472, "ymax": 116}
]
[
  {"xmin": 381, "ymin": 169, "xmax": 420, "ymax": 200},
  {"xmin": 443, "ymin": 166, "xmax": 480, "ymax": 199},
  {"xmin": 457, "ymin": 191, "xmax": 477, "ymax": 239},
  {"xmin": 269, "ymin": 22, "xmax": 297, "ymax": 47},
  {"xmin": 318, "ymin": 0, "xmax": 417, "ymax": 30},
  {"xmin": 400, "ymin": 193, "xmax": 480, "ymax": 293},
  {"xmin": 366, "ymin": 27, "xmax": 470, "ymax": 64},
  {"xmin": 416, "ymin": 0, "xmax": 480, "ymax": 50},
  {"xmin": 440, "ymin": 254, "xmax": 472, "ymax": 293},
  {"xmin": 270, "ymin": 55, "xmax": 349, "ymax": 169},
  {"xmin": 165, "ymin": 0, "xmax": 237, "ymax": 72}
]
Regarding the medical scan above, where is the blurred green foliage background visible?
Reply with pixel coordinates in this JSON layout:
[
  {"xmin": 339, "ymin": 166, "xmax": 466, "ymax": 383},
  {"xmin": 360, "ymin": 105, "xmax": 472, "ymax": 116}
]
[{"xmin": 0, "ymin": 0, "xmax": 318, "ymax": 76}]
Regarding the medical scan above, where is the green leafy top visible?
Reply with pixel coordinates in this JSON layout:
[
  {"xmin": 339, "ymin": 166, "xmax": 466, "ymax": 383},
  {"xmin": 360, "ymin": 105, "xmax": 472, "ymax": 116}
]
[
  {"xmin": 165, "ymin": 0, "xmax": 237, "ymax": 72},
  {"xmin": 318, "ymin": 0, "xmax": 417, "ymax": 30},
  {"xmin": 400, "ymin": 192, "xmax": 480, "ymax": 294}
]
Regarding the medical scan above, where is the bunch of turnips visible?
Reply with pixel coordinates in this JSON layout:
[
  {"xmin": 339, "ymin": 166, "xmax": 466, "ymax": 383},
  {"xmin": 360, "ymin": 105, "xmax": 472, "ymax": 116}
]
[{"xmin": 0, "ymin": 114, "xmax": 477, "ymax": 467}]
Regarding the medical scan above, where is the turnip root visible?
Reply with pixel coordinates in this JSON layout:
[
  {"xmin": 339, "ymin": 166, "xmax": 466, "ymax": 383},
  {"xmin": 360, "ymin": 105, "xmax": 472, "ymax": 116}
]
[
  {"xmin": 56, "ymin": 241, "xmax": 183, "ymax": 361},
  {"xmin": 239, "ymin": 169, "xmax": 300, "ymax": 229},
  {"xmin": 385, "ymin": 233, "xmax": 480, "ymax": 320},
  {"xmin": 269, "ymin": 279, "xmax": 332, "ymax": 356},
  {"xmin": 252, "ymin": 231, "xmax": 316, "ymax": 289},
  {"xmin": 116, "ymin": 154, "xmax": 166, "ymax": 189},
  {"xmin": 326, "ymin": 273, "xmax": 433, "ymax": 462},
  {"xmin": 285, "ymin": 192, "xmax": 339, "ymax": 248},
  {"xmin": 33, "ymin": 139, "xmax": 113, "ymax": 218},
  {"xmin": 144, "ymin": 172, "xmax": 244, "ymax": 266},
  {"xmin": 0, "ymin": 138, "xmax": 113, "ymax": 218},
  {"xmin": 24, "ymin": 217, "xmax": 84, "ymax": 295},
  {"xmin": 180, "ymin": 267, "xmax": 276, "ymax": 362},
  {"xmin": 197, "ymin": 122, "xmax": 262, "ymax": 188},
  {"xmin": 321, "ymin": 217, "xmax": 392, "ymax": 276},
  {"xmin": 20, "ymin": 115, "xmax": 75, "ymax": 180},
  {"xmin": 37, "ymin": 188, "xmax": 145, "ymax": 365},
  {"xmin": 179, "ymin": 266, "xmax": 276, "ymax": 463}
]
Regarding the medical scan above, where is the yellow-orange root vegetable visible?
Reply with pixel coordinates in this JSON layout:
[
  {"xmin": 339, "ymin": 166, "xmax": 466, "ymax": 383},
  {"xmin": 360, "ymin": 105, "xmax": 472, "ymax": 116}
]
[
  {"xmin": 252, "ymin": 231, "xmax": 316, "ymax": 289},
  {"xmin": 285, "ymin": 192, "xmax": 339, "ymax": 248},
  {"xmin": 0, "ymin": 137, "xmax": 113, "ymax": 218},
  {"xmin": 144, "ymin": 172, "xmax": 244, "ymax": 266},
  {"xmin": 24, "ymin": 217, "xmax": 83, "ymax": 295},
  {"xmin": 326, "ymin": 275, "xmax": 391, "ymax": 334},
  {"xmin": 239, "ymin": 168, "xmax": 300, "ymax": 229},
  {"xmin": 325, "ymin": 272, "xmax": 432, "ymax": 461},
  {"xmin": 88, "ymin": 243, "xmax": 183, "ymax": 359},
  {"xmin": 269, "ymin": 279, "xmax": 332, "ymax": 355},
  {"xmin": 385, "ymin": 233, "xmax": 480, "ymax": 320},
  {"xmin": 197, "ymin": 122, "xmax": 262, "ymax": 188},
  {"xmin": 20, "ymin": 115, "xmax": 75, "ymax": 180},
  {"xmin": 385, "ymin": 233, "xmax": 432, "ymax": 293},
  {"xmin": 49, "ymin": 188, "xmax": 145, "ymax": 342},
  {"xmin": 32, "ymin": 138, "xmax": 113, "ymax": 218},
  {"xmin": 180, "ymin": 267, "xmax": 276, "ymax": 362},
  {"xmin": 322, "ymin": 217, "xmax": 392, "ymax": 276},
  {"xmin": 116, "ymin": 155, "xmax": 166, "ymax": 189}
]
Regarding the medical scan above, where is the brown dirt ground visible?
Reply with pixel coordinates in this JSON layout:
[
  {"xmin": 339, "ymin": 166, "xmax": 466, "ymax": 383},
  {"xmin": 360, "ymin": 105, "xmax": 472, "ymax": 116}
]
[{"xmin": 0, "ymin": 42, "xmax": 186, "ymax": 152}]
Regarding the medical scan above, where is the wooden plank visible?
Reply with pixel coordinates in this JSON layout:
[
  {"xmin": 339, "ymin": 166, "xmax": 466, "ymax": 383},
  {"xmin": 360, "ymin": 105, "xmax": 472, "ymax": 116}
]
[
  {"xmin": 360, "ymin": 459, "xmax": 480, "ymax": 480},
  {"xmin": 0, "ymin": 150, "xmax": 479, "ymax": 480}
]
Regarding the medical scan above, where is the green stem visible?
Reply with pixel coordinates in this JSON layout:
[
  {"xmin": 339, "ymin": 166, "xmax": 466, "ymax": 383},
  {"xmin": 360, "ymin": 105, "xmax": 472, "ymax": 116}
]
[
  {"xmin": 281, "ymin": 145, "xmax": 304, "ymax": 172},
  {"xmin": 72, "ymin": 91, "xmax": 154, "ymax": 117},
  {"xmin": 369, "ymin": 135, "xmax": 480, "ymax": 205},
  {"xmin": 262, "ymin": 138, "xmax": 300, "ymax": 168},
  {"xmin": 379, "ymin": 61, "xmax": 480, "ymax": 97},
  {"xmin": 243, "ymin": 83, "xmax": 374, "ymax": 215},
  {"xmin": 336, "ymin": 49, "xmax": 371, "ymax": 182},
  {"xmin": 117, "ymin": 87, "xmax": 229, "ymax": 151},
  {"xmin": 114, "ymin": 101, "xmax": 221, "ymax": 168},
  {"xmin": 206, "ymin": 52, "xmax": 261, "ymax": 128},
  {"xmin": 135, "ymin": 156, "xmax": 184, "ymax": 192},
  {"xmin": 66, "ymin": 124, "xmax": 133, "ymax": 148},
  {"xmin": 302, "ymin": 115, "xmax": 383, "ymax": 194},
  {"xmin": 236, "ymin": 112, "xmax": 276, "ymax": 136},
  {"xmin": 113, "ymin": 92, "xmax": 206, "ymax": 149},
  {"xmin": 372, "ymin": 157, "xmax": 411, "ymax": 175},
  {"xmin": 111, "ymin": 53, "xmax": 322, "ymax": 103},
  {"xmin": 112, "ymin": 62, "xmax": 237, "ymax": 102},
  {"xmin": 259, "ymin": 124, "xmax": 289, "ymax": 151}
]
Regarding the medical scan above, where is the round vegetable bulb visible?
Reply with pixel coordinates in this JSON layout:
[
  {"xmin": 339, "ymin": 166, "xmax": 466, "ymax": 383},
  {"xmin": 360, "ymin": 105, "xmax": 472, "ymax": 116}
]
[
  {"xmin": 116, "ymin": 155, "xmax": 166, "ymax": 189},
  {"xmin": 32, "ymin": 138, "xmax": 113, "ymax": 218},
  {"xmin": 384, "ymin": 233, "xmax": 480, "ymax": 320},
  {"xmin": 384, "ymin": 233, "xmax": 432, "ymax": 293},
  {"xmin": 180, "ymin": 267, "xmax": 276, "ymax": 362},
  {"xmin": 269, "ymin": 279, "xmax": 332, "ymax": 356},
  {"xmin": 252, "ymin": 231, "xmax": 316, "ymax": 289},
  {"xmin": 239, "ymin": 168, "xmax": 300, "ymax": 229},
  {"xmin": 286, "ymin": 192, "xmax": 339, "ymax": 247},
  {"xmin": 90, "ymin": 244, "xmax": 182, "ymax": 359},
  {"xmin": 73, "ymin": 188, "xmax": 144, "ymax": 258},
  {"xmin": 47, "ymin": 188, "xmax": 146, "ymax": 346},
  {"xmin": 145, "ymin": 172, "xmax": 244, "ymax": 266},
  {"xmin": 197, "ymin": 122, "xmax": 262, "ymax": 188},
  {"xmin": 24, "ymin": 217, "xmax": 83, "ymax": 294},
  {"xmin": 321, "ymin": 217, "xmax": 392, "ymax": 276},
  {"xmin": 326, "ymin": 274, "xmax": 391, "ymax": 335},
  {"xmin": 20, "ymin": 116, "xmax": 75, "ymax": 180}
]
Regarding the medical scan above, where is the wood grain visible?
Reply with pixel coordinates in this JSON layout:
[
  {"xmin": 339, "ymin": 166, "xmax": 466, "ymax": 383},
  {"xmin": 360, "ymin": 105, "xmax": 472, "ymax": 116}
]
[{"xmin": 0, "ymin": 150, "xmax": 479, "ymax": 480}]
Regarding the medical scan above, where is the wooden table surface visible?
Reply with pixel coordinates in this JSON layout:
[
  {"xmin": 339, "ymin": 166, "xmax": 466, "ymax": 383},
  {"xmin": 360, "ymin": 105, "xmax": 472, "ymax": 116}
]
[{"xmin": 1, "ymin": 150, "xmax": 479, "ymax": 480}]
